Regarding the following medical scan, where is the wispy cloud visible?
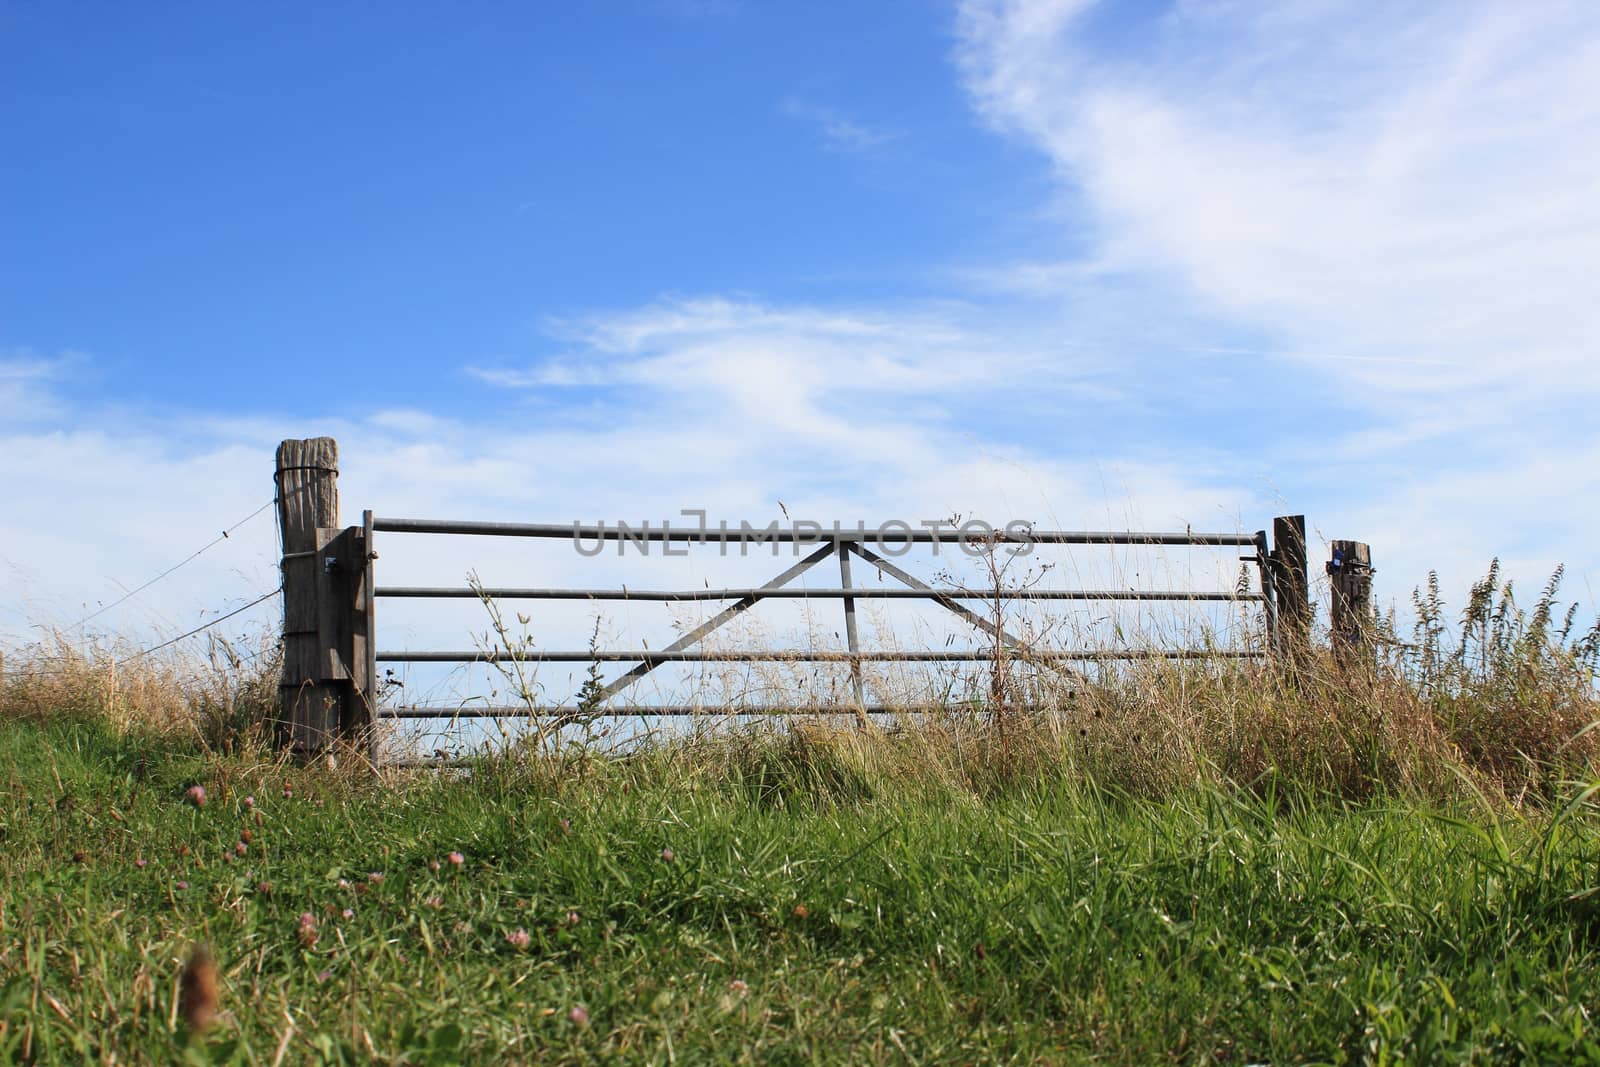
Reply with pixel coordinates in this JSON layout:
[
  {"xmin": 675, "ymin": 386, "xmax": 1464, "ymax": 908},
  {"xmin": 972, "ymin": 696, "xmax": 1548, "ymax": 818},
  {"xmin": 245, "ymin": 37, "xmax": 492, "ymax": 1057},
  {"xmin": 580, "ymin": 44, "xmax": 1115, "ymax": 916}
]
[
  {"xmin": 9, "ymin": 1, "xmax": 1598, "ymax": 658},
  {"xmin": 951, "ymin": 0, "xmax": 1600, "ymax": 600},
  {"xmin": 2, "ymin": 335, "xmax": 1264, "ymax": 667},
  {"xmin": 473, "ymin": 296, "xmax": 1112, "ymax": 462},
  {"xmin": 782, "ymin": 96, "xmax": 895, "ymax": 153},
  {"xmin": 0, "ymin": 349, "xmax": 85, "ymax": 423},
  {"xmin": 956, "ymin": 0, "xmax": 1600, "ymax": 406}
]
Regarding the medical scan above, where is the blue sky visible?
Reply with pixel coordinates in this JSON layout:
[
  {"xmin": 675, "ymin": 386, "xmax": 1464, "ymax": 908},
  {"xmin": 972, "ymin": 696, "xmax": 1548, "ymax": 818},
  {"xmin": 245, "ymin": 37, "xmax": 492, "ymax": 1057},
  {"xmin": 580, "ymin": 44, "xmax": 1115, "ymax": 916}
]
[
  {"xmin": 4, "ymin": 0, "xmax": 1599, "ymax": 662},
  {"xmin": 2, "ymin": 1, "xmax": 1050, "ymax": 410}
]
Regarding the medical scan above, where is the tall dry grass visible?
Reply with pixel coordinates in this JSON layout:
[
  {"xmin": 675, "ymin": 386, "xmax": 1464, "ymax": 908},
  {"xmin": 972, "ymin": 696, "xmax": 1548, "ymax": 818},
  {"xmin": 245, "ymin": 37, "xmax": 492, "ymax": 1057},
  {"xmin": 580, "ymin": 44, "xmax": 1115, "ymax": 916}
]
[
  {"xmin": 459, "ymin": 559, "xmax": 1600, "ymax": 807},
  {"xmin": 5, "ymin": 561, "xmax": 1598, "ymax": 806},
  {"xmin": 0, "ymin": 629, "xmax": 281, "ymax": 754}
]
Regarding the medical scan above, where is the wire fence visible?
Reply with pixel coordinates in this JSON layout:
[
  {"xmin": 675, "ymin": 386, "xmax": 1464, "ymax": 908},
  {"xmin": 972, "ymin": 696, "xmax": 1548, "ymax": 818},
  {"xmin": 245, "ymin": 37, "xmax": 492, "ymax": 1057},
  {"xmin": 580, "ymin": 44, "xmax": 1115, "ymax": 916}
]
[
  {"xmin": 1, "ymin": 499, "xmax": 283, "ymax": 675},
  {"xmin": 115, "ymin": 585, "xmax": 283, "ymax": 665}
]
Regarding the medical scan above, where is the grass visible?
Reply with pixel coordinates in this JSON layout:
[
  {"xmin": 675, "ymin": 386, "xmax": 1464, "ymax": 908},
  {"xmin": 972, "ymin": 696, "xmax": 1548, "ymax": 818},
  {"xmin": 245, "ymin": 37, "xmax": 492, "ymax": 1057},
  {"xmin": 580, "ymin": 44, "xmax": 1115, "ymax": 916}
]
[
  {"xmin": 2, "ymin": 563, "xmax": 1599, "ymax": 1063},
  {"xmin": 5, "ymin": 714, "xmax": 1600, "ymax": 1064}
]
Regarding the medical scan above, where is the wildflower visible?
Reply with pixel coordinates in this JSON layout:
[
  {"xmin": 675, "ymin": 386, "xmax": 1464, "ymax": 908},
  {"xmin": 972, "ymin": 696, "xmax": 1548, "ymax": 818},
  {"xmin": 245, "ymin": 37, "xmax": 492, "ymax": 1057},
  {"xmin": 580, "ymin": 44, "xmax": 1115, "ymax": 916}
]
[
  {"xmin": 448, "ymin": 851, "xmax": 464, "ymax": 866},
  {"xmin": 240, "ymin": 830, "xmax": 252, "ymax": 844},
  {"xmin": 256, "ymin": 881, "xmax": 271, "ymax": 894},
  {"xmin": 135, "ymin": 858, "xmax": 148, "ymax": 869},
  {"xmin": 297, "ymin": 913, "xmax": 318, "ymax": 947},
  {"xmin": 242, "ymin": 795, "xmax": 255, "ymax": 810},
  {"xmin": 558, "ymin": 818, "xmax": 571, "ymax": 835},
  {"xmin": 569, "ymin": 1005, "xmax": 590, "ymax": 1027},
  {"xmin": 792, "ymin": 904, "xmax": 808, "ymax": 919},
  {"xmin": 282, "ymin": 787, "xmax": 293, "ymax": 800},
  {"xmin": 367, "ymin": 872, "xmax": 384, "ymax": 884},
  {"xmin": 728, "ymin": 979, "xmax": 749, "ymax": 995},
  {"xmin": 315, "ymin": 969, "xmax": 333, "ymax": 984},
  {"xmin": 566, "ymin": 910, "xmax": 580, "ymax": 926},
  {"xmin": 186, "ymin": 785, "xmax": 207, "ymax": 808},
  {"xmin": 235, "ymin": 842, "xmax": 247, "ymax": 856},
  {"xmin": 426, "ymin": 896, "xmax": 443, "ymax": 909},
  {"xmin": 428, "ymin": 860, "xmax": 440, "ymax": 873},
  {"xmin": 506, "ymin": 928, "xmax": 531, "ymax": 950},
  {"xmin": 175, "ymin": 880, "xmax": 189, "ymax": 891},
  {"xmin": 659, "ymin": 848, "xmax": 675, "ymax": 863},
  {"xmin": 178, "ymin": 946, "xmax": 219, "ymax": 1032},
  {"xmin": 341, "ymin": 908, "xmax": 354, "ymax": 920},
  {"xmin": 338, "ymin": 878, "xmax": 351, "ymax": 889}
]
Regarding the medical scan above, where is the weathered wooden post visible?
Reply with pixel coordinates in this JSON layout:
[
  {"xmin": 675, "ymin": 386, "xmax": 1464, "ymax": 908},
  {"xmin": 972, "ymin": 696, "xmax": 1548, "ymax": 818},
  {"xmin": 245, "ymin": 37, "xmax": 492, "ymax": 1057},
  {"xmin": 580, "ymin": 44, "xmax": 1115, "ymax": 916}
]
[
  {"xmin": 276, "ymin": 438, "xmax": 340, "ymax": 751},
  {"xmin": 1270, "ymin": 515, "xmax": 1311, "ymax": 658},
  {"xmin": 316, "ymin": 519, "xmax": 377, "ymax": 753},
  {"xmin": 1327, "ymin": 540, "xmax": 1373, "ymax": 665},
  {"xmin": 275, "ymin": 438, "xmax": 374, "ymax": 756}
]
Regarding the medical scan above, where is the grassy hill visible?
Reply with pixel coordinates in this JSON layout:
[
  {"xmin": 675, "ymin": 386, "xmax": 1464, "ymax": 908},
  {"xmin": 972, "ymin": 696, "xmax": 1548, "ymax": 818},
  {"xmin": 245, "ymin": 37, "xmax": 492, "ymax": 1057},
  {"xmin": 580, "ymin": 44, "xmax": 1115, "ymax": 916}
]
[
  {"xmin": 3, "ymin": 568, "xmax": 1599, "ymax": 1063},
  {"xmin": 4, "ymin": 709, "xmax": 1600, "ymax": 1063}
]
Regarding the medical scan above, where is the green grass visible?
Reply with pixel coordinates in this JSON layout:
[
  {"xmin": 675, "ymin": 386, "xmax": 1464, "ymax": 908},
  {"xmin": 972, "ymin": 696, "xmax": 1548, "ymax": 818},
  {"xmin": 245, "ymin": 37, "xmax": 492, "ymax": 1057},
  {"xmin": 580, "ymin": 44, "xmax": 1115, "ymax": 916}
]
[{"xmin": 5, "ymin": 717, "xmax": 1600, "ymax": 1064}]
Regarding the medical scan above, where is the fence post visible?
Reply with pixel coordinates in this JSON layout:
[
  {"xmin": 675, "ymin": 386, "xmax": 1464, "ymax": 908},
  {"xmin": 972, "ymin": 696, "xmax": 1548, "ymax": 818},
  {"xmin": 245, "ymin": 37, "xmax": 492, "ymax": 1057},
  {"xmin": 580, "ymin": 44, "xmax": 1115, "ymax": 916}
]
[
  {"xmin": 275, "ymin": 437, "xmax": 344, "ymax": 753},
  {"xmin": 1271, "ymin": 515, "xmax": 1311, "ymax": 658},
  {"xmin": 1327, "ymin": 540, "xmax": 1373, "ymax": 664}
]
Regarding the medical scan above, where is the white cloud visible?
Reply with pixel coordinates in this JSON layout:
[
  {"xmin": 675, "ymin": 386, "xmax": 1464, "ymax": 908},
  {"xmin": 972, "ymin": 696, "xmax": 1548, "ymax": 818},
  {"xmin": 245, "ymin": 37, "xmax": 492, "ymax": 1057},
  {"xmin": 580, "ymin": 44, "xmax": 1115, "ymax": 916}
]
[
  {"xmin": 0, "ymin": 350, "xmax": 83, "ymax": 424},
  {"xmin": 12, "ymin": 1, "xmax": 1598, "ymax": 683},
  {"xmin": 3, "ymin": 314, "xmax": 1268, "ymax": 672},
  {"xmin": 956, "ymin": 0, "xmax": 1600, "ymax": 402},
  {"xmin": 953, "ymin": 0, "xmax": 1600, "ymax": 607},
  {"xmin": 483, "ymin": 298, "xmax": 1081, "ymax": 455},
  {"xmin": 781, "ymin": 97, "xmax": 896, "ymax": 153}
]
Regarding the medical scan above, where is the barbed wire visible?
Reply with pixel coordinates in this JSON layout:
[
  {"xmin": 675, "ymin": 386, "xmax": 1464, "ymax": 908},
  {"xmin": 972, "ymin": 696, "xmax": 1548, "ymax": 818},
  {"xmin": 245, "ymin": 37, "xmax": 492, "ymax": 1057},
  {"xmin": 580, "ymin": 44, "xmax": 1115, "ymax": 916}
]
[
  {"xmin": 63, "ymin": 498, "xmax": 277, "ymax": 632},
  {"xmin": 4, "ymin": 497, "xmax": 285, "ymax": 676},
  {"xmin": 4, "ymin": 586, "xmax": 284, "ymax": 676},
  {"xmin": 117, "ymin": 586, "xmax": 284, "ymax": 665}
]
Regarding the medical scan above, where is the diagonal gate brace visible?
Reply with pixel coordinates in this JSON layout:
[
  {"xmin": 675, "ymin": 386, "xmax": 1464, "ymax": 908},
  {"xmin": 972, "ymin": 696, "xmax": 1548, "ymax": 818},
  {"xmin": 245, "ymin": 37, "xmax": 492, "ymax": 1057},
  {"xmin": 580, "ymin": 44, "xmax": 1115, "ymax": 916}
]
[
  {"xmin": 847, "ymin": 542, "xmax": 1086, "ymax": 685},
  {"xmin": 594, "ymin": 541, "xmax": 837, "ymax": 704}
]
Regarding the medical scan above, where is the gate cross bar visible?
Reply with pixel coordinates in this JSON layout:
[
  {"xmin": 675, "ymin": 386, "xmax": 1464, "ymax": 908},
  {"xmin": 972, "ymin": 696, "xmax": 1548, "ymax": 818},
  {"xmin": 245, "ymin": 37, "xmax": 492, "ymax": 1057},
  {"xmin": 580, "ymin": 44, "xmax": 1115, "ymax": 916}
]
[
  {"xmin": 594, "ymin": 538, "xmax": 1080, "ymax": 708},
  {"xmin": 592, "ymin": 542, "xmax": 836, "ymax": 704}
]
